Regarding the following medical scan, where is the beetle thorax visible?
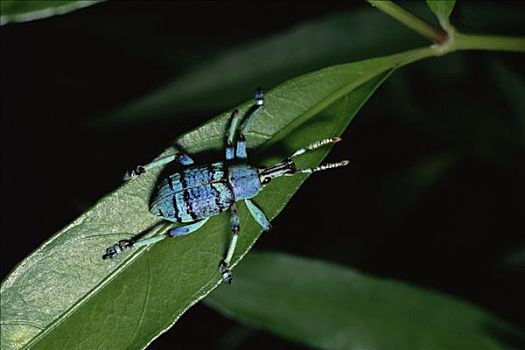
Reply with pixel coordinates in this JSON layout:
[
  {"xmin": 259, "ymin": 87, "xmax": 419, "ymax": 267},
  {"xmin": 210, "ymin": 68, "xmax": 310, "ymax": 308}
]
[{"xmin": 227, "ymin": 164, "xmax": 262, "ymax": 200}]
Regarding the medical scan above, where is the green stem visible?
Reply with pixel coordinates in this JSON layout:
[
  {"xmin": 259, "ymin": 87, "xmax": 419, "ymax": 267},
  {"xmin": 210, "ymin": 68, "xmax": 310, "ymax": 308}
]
[
  {"xmin": 454, "ymin": 32, "xmax": 525, "ymax": 52},
  {"xmin": 367, "ymin": 0, "xmax": 525, "ymax": 55},
  {"xmin": 367, "ymin": 0, "xmax": 447, "ymax": 44}
]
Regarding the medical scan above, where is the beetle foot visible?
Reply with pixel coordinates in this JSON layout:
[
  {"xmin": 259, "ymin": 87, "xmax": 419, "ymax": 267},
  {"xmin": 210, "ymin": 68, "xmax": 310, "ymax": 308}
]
[
  {"xmin": 219, "ymin": 260, "xmax": 233, "ymax": 284},
  {"xmin": 123, "ymin": 165, "xmax": 146, "ymax": 181},
  {"xmin": 102, "ymin": 239, "xmax": 133, "ymax": 260},
  {"xmin": 254, "ymin": 87, "xmax": 265, "ymax": 105}
]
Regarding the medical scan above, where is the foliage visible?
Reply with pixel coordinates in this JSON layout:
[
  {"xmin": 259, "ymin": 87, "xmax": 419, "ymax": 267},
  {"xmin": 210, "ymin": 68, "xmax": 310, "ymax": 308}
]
[
  {"xmin": 1, "ymin": 1, "xmax": 524, "ymax": 349},
  {"xmin": 0, "ymin": 0, "xmax": 100, "ymax": 25},
  {"xmin": 208, "ymin": 252, "xmax": 522, "ymax": 350}
]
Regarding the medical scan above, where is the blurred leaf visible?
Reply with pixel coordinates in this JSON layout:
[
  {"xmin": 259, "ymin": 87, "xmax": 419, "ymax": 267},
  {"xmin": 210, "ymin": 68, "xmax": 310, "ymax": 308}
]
[
  {"xmin": 98, "ymin": 8, "xmax": 426, "ymax": 126},
  {"xmin": 207, "ymin": 251, "xmax": 524, "ymax": 350},
  {"xmin": 454, "ymin": 1, "xmax": 525, "ymax": 35},
  {"xmin": 0, "ymin": 0, "xmax": 101, "ymax": 25},
  {"xmin": 502, "ymin": 246, "xmax": 525, "ymax": 269},
  {"xmin": 2, "ymin": 46, "xmax": 433, "ymax": 348},
  {"xmin": 382, "ymin": 152, "xmax": 459, "ymax": 216},
  {"xmin": 489, "ymin": 60, "xmax": 525, "ymax": 146},
  {"xmin": 426, "ymin": 0, "xmax": 456, "ymax": 27}
]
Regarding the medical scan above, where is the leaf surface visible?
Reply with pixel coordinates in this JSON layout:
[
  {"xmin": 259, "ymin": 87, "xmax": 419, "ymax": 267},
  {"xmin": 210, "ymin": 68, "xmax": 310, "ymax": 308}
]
[
  {"xmin": 0, "ymin": 0, "xmax": 101, "ymax": 25},
  {"xmin": 100, "ymin": 8, "xmax": 425, "ymax": 126},
  {"xmin": 489, "ymin": 60, "xmax": 525, "ymax": 146},
  {"xmin": 207, "ymin": 251, "xmax": 524, "ymax": 350},
  {"xmin": 426, "ymin": 0, "xmax": 456, "ymax": 27},
  {"xmin": 1, "ymin": 48, "xmax": 432, "ymax": 349}
]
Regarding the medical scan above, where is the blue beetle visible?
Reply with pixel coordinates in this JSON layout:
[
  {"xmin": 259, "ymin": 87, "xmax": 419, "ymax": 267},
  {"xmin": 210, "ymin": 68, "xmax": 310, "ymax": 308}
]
[{"xmin": 103, "ymin": 88, "xmax": 349, "ymax": 283}]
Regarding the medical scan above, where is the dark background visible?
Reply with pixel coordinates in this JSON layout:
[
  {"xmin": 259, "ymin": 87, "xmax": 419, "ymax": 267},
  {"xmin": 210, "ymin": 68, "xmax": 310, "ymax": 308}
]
[{"xmin": 1, "ymin": 1, "xmax": 524, "ymax": 348}]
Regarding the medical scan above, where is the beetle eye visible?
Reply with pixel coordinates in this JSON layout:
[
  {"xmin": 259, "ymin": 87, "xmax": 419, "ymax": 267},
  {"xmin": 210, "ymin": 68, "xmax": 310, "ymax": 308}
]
[{"xmin": 262, "ymin": 177, "xmax": 271, "ymax": 185}]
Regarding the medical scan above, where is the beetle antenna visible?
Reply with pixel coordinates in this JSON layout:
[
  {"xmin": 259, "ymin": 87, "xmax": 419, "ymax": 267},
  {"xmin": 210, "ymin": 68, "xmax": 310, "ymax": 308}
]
[
  {"xmin": 296, "ymin": 160, "xmax": 349, "ymax": 174},
  {"xmin": 290, "ymin": 137, "xmax": 342, "ymax": 158},
  {"xmin": 287, "ymin": 137, "xmax": 348, "ymax": 175}
]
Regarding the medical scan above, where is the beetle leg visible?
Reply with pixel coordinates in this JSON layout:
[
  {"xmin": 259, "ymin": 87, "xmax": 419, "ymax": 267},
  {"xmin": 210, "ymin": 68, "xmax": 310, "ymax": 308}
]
[
  {"xmin": 239, "ymin": 87, "xmax": 265, "ymax": 137},
  {"xmin": 235, "ymin": 134, "xmax": 248, "ymax": 159},
  {"xmin": 226, "ymin": 110, "xmax": 242, "ymax": 160},
  {"xmin": 102, "ymin": 239, "xmax": 134, "ymax": 260},
  {"xmin": 175, "ymin": 152, "xmax": 194, "ymax": 166},
  {"xmin": 244, "ymin": 199, "xmax": 271, "ymax": 231},
  {"xmin": 235, "ymin": 87, "xmax": 265, "ymax": 159},
  {"xmin": 225, "ymin": 87, "xmax": 265, "ymax": 161},
  {"xmin": 132, "ymin": 218, "xmax": 208, "ymax": 247},
  {"xmin": 166, "ymin": 218, "xmax": 208, "ymax": 237},
  {"xmin": 102, "ymin": 218, "xmax": 208, "ymax": 260},
  {"xmin": 124, "ymin": 150, "xmax": 194, "ymax": 180},
  {"xmin": 220, "ymin": 203, "xmax": 241, "ymax": 284}
]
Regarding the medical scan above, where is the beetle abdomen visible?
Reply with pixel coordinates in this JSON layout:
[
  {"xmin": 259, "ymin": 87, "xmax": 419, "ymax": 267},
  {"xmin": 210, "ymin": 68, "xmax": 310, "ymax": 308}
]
[{"xmin": 150, "ymin": 162, "xmax": 234, "ymax": 222}]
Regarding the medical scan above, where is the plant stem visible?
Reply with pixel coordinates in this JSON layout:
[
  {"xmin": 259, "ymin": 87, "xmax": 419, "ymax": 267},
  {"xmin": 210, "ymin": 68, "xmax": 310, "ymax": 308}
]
[
  {"xmin": 454, "ymin": 32, "xmax": 525, "ymax": 52},
  {"xmin": 367, "ymin": 0, "xmax": 525, "ymax": 55},
  {"xmin": 367, "ymin": 0, "xmax": 447, "ymax": 44}
]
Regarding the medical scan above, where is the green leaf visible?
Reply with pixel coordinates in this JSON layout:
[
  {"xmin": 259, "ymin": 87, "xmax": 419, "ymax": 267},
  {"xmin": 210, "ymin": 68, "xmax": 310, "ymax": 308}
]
[
  {"xmin": 501, "ymin": 245, "xmax": 525, "ymax": 269},
  {"xmin": 99, "ymin": 8, "xmax": 425, "ymax": 126},
  {"xmin": 1, "ymin": 47, "xmax": 434, "ymax": 349},
  {"xmin": 0, "ymin": 0, "xmax": 101, "ymax": 25},
  {"xmin": 489, "ymin": 60, "xmax": 525, "ymax": 146},
  {"xmin": 381, "ymin": 152, "xmax": 459, "ymax": 216},
  {"xmin": 426, "ymin": 0, "xmax": 456, "ymax": 28},
  {"xmin": 207, "ymin": 251, "xmax": 524, "ymax": 350}
]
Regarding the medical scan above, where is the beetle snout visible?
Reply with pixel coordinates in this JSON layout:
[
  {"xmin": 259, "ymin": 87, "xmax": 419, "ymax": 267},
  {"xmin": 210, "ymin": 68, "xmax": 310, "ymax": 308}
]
[
  {"xmin": 282, "ymin": 158, "xmax": 297, "ymax": 175},
  {"xmin": 258, "ymin": 159, "xmax": 297, "ymax": 179}
]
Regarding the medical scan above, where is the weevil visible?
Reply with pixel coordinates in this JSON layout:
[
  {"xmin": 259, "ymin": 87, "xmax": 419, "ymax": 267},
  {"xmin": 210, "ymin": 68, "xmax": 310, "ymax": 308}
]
[{"xmin": 103, "ymin": 88, "xmax": 349, "ymax": 283}]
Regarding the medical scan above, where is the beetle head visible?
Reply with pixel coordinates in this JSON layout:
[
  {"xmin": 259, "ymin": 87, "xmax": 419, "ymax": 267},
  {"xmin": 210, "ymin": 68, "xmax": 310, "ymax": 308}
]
[
  {"xmin": 258, "ymin": 158, "xmax": 296, "ymax": 186},
  {"xmin": 257, "ymin": 137, "xmax": 349, "ymax": 187}
]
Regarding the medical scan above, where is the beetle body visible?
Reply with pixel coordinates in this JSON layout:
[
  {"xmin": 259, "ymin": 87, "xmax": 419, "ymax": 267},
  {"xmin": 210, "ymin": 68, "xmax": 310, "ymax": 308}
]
[
  {"xmin": 103, "ymin": 87, "xmax": 349, "ymax": 284},
  {"xmin": 150, "ymin": 162, "xmax": 262, "ymax": 222}
]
